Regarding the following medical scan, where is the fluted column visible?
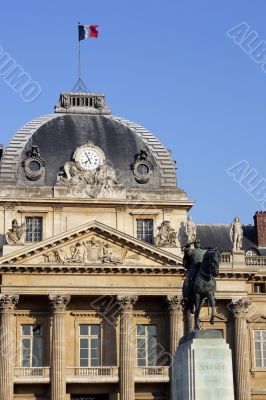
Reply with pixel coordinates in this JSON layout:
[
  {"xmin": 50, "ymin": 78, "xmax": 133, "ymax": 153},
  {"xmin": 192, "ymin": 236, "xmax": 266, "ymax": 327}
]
[
  {"xmin": 49, "ymin": 295, "xmax": 70, "ymax": 400},
  {"xmin": 0, "ymin": 295, "xmax": 19, "ymax": 400},
  {"xmin": 167, "ymin": 295, "xmax": 184, "ymax": 356},
  {"xmin": 167, "ymin": 295, "xmax": 184, "ymax": 400},
  {"xmin": 117, "ymin": 295, "xmax": 138, "ymax": 400},
  {"xmin": 229, "ymin": 298, "xmax": 251, "ymax": 400}
]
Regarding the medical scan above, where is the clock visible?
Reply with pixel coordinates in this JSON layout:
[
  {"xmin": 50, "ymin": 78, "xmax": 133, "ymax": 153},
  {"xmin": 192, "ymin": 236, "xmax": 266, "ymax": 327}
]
[{"xmin": 73, "ymin": 143, "xmax": 105, "ymax": 171}]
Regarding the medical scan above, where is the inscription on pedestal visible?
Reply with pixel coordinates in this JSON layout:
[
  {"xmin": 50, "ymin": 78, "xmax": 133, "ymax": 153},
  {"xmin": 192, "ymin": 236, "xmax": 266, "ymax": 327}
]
[{"xmin": 174, "ymin": 331, "xmax": 234, "ymax": 400}]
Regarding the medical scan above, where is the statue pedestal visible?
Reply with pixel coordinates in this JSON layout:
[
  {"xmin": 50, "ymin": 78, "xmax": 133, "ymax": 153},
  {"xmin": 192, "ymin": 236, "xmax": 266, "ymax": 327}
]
[
  {"xmin": 232, "ymin": 250, "xmax": 245, "ymax": 268},
  {"xmin": 173, "ymin": 330, "xmax": 234, "ymax": 400},
  {"xmin": 3, "ymin": 244, "xmax": 25, "ymax": 256}
]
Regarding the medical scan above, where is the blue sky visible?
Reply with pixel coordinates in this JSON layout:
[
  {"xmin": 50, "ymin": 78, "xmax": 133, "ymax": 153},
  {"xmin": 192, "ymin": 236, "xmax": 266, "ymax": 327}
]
[{"xmin": 0, "ymin": 0, "xmax": 266, "ymax": 224}]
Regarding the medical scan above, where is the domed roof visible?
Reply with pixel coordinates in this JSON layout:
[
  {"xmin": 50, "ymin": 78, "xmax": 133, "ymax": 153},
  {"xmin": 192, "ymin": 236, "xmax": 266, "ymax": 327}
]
[{"xmin": 0, "ymin": 93, "xmax": 177, "ymax": 189}]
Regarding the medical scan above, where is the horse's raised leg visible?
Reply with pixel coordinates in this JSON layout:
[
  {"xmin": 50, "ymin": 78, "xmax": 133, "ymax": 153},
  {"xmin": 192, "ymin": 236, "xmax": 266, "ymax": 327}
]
[
  {"xmin": 208, "ymin": 292, "xmax": 216, "ymax": 325},
  {"xmin": 194, "ymin": 293, "xmax": 203, "ymax": 330}
]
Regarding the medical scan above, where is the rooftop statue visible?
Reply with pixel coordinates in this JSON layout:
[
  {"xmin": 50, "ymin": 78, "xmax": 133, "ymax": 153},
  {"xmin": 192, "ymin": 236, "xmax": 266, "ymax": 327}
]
[
  {"xmin": 185, "ymin": 216, "xmax": 197, "ymax": 244},
  {"xmin": 183, "ymin": 240, "xmax": 221, "ymax": 330},
  {"xmin": 230, "ymin": 217, "xmax": 243, "ymax": 251}
]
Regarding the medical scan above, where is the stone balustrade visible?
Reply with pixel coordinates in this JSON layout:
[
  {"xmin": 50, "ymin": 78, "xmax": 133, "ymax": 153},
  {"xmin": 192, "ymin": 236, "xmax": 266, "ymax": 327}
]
[
  {"xmin": 14, "ymin": 367, "xmax": 50, "ymax": 383},
  {"xmin": 66, "ymin": 367, "xmax": 119, "ymax": 383},
  {"xmin": 221, "ymin": 253, "xmax": 232, "ymax": 263},
  {"xmin": 220, "ymin": 253, "xmax": 266, "ymax": 267},
  {"xmin": 245, "ymin": 256, "xmax": 266, "ymax": 266},
  {"xmin": 134, "ymin": 366, "xmax": 170, "ymax": 382}
]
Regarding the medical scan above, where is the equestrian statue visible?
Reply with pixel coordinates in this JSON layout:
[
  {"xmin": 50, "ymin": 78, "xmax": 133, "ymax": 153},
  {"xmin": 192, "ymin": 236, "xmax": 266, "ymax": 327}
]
[{"xmin": 182, "ymin": 239, "xmax": 221, "ymax": 330}]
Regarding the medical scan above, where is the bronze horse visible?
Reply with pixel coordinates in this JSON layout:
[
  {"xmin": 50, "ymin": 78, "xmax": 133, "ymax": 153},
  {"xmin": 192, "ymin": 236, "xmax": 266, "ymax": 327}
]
[{"xmin": 183, "ymin": 248, "xmax": 221, "ymax": 330}]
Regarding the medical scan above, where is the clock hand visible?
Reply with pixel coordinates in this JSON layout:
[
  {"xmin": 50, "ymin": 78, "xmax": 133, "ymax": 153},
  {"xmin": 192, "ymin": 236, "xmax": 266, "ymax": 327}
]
[{"xmin": 85, "ymin": 153, "xmax": 92, "ymax": 164}]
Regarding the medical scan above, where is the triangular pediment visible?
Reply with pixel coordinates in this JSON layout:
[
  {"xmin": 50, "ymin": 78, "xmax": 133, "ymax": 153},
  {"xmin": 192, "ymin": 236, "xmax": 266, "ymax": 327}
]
[
  {"xmin": 0, "ymin": 221, "xmax": 182, "ymax": 267},
  {"xmin": 247, "ymin": 314, "xmax": 266, "ymax": 323}
]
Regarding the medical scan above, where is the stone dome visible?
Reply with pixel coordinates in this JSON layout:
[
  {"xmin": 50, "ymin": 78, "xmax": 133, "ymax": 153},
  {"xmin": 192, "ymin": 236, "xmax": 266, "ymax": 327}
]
[{"xmin": 0, "ymin": 92, "xmax": 177, "ymax": 189}]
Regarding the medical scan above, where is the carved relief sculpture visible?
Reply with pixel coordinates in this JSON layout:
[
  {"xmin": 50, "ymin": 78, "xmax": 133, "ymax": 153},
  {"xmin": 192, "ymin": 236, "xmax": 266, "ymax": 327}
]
[
  {"xmin": 230, "ymin": 217, "xmax": 243, "ymax": 251},
  {"xmin": 155, "ymin": 221, "xmax": 177, "ymax": 247},
  {"xmin": 185, "ymin": 215, "xmax": 197, "ymax": 244},
  {"xmin": 5, "ymin": 219, "xmax": 25, "ymax": 245},
  {"xmin": 57, "ymin": 142, "xmax": 124, "ymax": 199},
  {"xmin": 43, "ymin": 236, "xmax": 138, "ymax": 265}
]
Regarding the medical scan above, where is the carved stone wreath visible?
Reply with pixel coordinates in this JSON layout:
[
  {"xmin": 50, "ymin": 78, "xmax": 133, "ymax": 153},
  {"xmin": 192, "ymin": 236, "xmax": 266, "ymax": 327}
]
[
  {"xmin": 22, "ymin": 145, "xmax": 45, "ymax": 181},
  {"xmin": 131, "ymin": 150, "xmax": 153, "ymax": 184}
]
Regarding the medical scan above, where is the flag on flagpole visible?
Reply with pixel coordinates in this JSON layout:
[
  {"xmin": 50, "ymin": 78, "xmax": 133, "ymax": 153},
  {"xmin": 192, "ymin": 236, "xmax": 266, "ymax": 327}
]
[{"xmin": 78, "ymin": 25, "xmax": 99, "ymax": 40}]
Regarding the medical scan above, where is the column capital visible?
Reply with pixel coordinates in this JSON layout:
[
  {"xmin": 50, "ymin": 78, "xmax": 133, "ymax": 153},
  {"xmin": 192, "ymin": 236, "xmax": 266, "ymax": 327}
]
[
  {"xmin": 0, "ymin": 295, "xmax": 19, "ymax": 312},
  {"xmin": 49, "ymin": 295, "xmax": 70, "ymax": 312},
  {"xmin": 167, "ymin": 295, "xmax": 183, "ymax": 311},
  {"xmin": 117, "ymin": 295, "xmax": 138, "ymax": 312},
  {"xmin": 228, "ymin": 297, "xmax": 251, "ymax": 318}
]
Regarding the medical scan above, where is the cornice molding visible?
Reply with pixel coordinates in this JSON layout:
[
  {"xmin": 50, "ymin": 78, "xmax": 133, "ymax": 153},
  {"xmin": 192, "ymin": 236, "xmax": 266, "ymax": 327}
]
[{"xmin": 0, "ymin": 264, "xmax": 182, "ymax": 275}]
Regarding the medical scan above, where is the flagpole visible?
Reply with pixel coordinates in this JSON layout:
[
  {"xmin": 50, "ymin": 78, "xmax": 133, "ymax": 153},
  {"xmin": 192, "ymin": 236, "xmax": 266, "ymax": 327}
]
[{"xmin": 78, "ymin": 23, "xmax": 81, "ymax": 81}]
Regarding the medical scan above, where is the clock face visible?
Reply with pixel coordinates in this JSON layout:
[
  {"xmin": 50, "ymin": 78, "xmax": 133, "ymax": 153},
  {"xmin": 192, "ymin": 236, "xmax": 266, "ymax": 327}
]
[{"xmin": 78, "ymin": 149, "xmax": 101, "ymax": 170}]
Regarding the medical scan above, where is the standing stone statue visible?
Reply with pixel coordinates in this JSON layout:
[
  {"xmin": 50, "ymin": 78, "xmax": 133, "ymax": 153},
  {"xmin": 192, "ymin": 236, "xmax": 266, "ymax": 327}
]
[
  {"xmin": 5, "ymin": 219, "xmax": 25, "ymax": 245},
  {"xmin": 230, "ymin": 217, "xmax": 243, "ymax": 251},
  {"xmin": 185, "ymin": 216, "xmax": 197, "ymax": 244}
]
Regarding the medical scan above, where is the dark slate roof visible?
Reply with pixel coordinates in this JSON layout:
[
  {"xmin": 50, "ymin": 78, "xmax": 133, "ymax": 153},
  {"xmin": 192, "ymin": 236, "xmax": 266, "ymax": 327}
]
[
  {"xmin": 0, "ymin": 114, "xmax": 177, "ymax": 189},
  {"xmin": 196, "ymin": 224, "xmax": 259, "ymax": 253}
]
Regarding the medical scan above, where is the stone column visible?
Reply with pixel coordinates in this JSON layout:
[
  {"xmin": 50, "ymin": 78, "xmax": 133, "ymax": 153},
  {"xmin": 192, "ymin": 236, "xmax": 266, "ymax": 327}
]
[
  {"xmin": 167, "ymin": 295, "xmax": 184, "ymax": 400},
  {"xmin": 117, "ymin": 295, "xmax": 138, "ymax": 400},
  {"xmin": 228, "ymin": 297, "xmax": 251, "ymax": 400},
  {"xmin": 0, "ymin": 295, "xmax": 19, "ymax": 400},
  {"xmin": 49, "ymin": 295, "xmax": 70, "ymax": 400},
  {"xmin": 167, "ymin": 295, "xmax": 184, "ymax": 356}
]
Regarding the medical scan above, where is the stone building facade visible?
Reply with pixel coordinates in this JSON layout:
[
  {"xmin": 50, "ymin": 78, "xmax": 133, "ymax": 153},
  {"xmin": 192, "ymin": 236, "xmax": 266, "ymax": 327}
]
[{"xmin": 0, "ymin": 92, "xmax": 265, "ymax": 400}]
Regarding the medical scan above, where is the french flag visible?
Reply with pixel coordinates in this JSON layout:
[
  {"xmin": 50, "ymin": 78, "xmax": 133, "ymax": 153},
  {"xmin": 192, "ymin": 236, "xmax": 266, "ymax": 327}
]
[{"xmin": 78, "ymin": 25, "xmax": 99, "ymax": 40}]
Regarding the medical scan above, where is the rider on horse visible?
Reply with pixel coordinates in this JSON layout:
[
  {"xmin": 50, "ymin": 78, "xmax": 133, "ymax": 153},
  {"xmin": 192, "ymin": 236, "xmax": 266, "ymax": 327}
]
[{"xmin": 183, "ymin": 239, "xmax": 206, "ymax": 313}]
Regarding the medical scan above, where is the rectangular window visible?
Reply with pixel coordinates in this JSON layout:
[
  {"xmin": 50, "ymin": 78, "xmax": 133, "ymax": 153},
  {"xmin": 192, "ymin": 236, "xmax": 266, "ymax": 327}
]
[
  {"xmin": 21, "ymin": 324, "xmax": 43, "ymax": 367},
  {"xmin": 253, "ymin": 284, "xmax": 265, "ymax": 294},
  {"xmin": 254, "ymin": 330, "xmax": 266, "ymax": 367},
  {"xmin": 136, "ymin": 219, "xmax": 154, "ymax": 244},
  {"xmin": 136, "ymin": 324, "xmax": 158, "ymax": 366},
  {"xmin": 26, "ymin": 217, "xmax": 43, "ymax": 243},
  {"xmin": 79, "ymin": 325, "xmax": 101, "ymax": 367}
]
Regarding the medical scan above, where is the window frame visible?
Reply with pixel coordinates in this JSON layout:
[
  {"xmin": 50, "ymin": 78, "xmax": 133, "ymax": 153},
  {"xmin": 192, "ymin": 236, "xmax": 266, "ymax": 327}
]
[
  {"xmin": 79, "ymin": 324, "xmax": 101, "ymax": 367},
  {"xmin": 136, "ymin": 218, "xmax": 154, "ymax": 244},
  {"xmin": 16, "ymin": 316, "xmax": 48, "ymax": 368},
  {"xmin": 25, "ymin": 216, "xmax": 44, "ymax": 243},
  {"xmin": 20, "ymin": 324, "xmax": 43, "ymax": 368},
  {"xmin": 136, "ymin": 324, "xmax": 158, "ymax": 367},
  {"xmin": 253, "ymin": 283, "xmax": 265, "ymax": 294},
  {"xmin": 253, "ymin": 330, "xmax": 266, "ymax": 369},
  {"xmin": 248, "ymin": 316, "xmax": 266, "ymax": 372},
  {"xmin": 19, "ymin": 211, "xmax": 47, "ymax": 244},
  {"xmin": 73, "ymin": 313, "xmax": 102, "ymax": 368}
]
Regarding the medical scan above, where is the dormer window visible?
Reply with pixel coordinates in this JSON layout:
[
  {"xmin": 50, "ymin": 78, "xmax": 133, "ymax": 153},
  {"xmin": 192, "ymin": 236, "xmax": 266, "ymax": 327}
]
[{"xmin": 246, "ymin": 248, "xmax": 259, "ymax": 256}]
